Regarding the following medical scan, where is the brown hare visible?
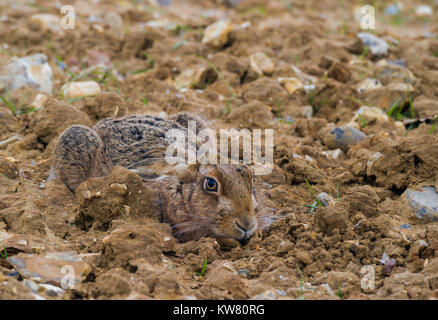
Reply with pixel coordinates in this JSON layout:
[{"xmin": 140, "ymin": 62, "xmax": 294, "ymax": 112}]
[{"xmin": 55, "ymin": 112, "xmax": 272, "ymax": 246}]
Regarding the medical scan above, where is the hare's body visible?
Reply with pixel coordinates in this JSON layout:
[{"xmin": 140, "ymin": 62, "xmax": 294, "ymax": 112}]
[{"xmin": 55, "ymin": 113, "xmax": 270, "ymax": 243}]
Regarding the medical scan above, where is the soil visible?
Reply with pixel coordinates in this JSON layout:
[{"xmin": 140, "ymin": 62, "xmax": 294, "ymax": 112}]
[{"xmin": 1, "ymin": 0, "xmax": 438, "ymax": 300}]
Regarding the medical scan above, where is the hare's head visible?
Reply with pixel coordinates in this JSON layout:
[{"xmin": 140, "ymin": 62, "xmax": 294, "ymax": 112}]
[{"xmin": 150, "ymin": 163, "xmax": 260, "ymax": 242}]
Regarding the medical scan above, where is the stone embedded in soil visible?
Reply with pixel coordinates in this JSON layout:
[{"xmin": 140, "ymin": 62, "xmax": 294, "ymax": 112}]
[
  {"xmin": 302, "ymin": 105, "xmax": 313, "ymax": 119},
  {"xmin": 0, "ymin": 54, "xmax": 53, "ymax": 94},
  {"xmin": 30, "ymin": 93, "xmax": 48, "ymax": 109},
  {"xmin": 321, "ymin": 148, "xmax": 343, "ymax": 160},
  {"xmin": 249, "ymin": 52, "xmax": 274, "ymax": 76},
  {"xmin": 385, "ymin": 4, "xmax": 400, "ymax": 16},
  {"xmin": 103, "ymin": 12, "xmax": 123, "ymax": 32},
  {"xmin": 30, "ymin": 14, "xmax": 61, "ymax": 33},
  {"xmin": 316, "ymin": 192, "xmax": 334, "ymax": 207},
  {"xmin": 24, "ymin": 279, "xmax": 40, "ymax": 293},
  {"xmin": 320, "ymin": 125, "xmax": 366, "ymax": 152},
  {"xmin": 277, "ymin": 77, "xmax": 303, "ymax": 94},
  {"xmin": 291, "ymin": 65, "xmax": 317, "ymax": 87},
  {"xmin": 0, "ymin": 231, "xmax": 31, "ymax": 253},
  {"xmin": 403, "ymin": 186, "xmax": 438, "ymax": 222},
  {"xmin": 61, "ymin": 81, "xmax": 102, "ymax": 100},
  {"xmin": 276, "ymin": 240, "xmax": 294, "ymax": 256},
  {"xmin": 39, "ymin": 283, "xmax": 65, "ymax": 297},
  {"xmin": 173, "ymin": 67, "xmax": 217, "ymax": 90},
  {"xmin": 415, "ymin": 5, "xmax": 433, "ymax": 17},
  {"xmin": 202, "ymin": 20, "xmax": 234, "ymax": 48},
  {"xmin": 350, "ymin": 106, "xmax": 389, "ymax": 127},
  {"xmin": 7, "ymin": 252, "xmax": 91, "ymax": 287},
  {"xmin": 374, "ymin": 60, "xmax": 416, "ymax": 85},
  {"xmin": 357, "ymin": 78, "xmax": 382, "ymax": 93},
  {"xmin": 357, "ymin": 32, "xmax": 389, "ymax": 57},
  {"xmin": 0, "ymin": 155, "xmax": 19, "ymax": 179},
  {"xmin": 0, "ymin": 134, "xmax": 22, "ymax": 150},
  {"xmin": 358, "ymin": 86, "xmax": 408, "ymax": 112},
  {"xmin": 251, "ymin": 290, "xmax": 278, "ymax": 300}
]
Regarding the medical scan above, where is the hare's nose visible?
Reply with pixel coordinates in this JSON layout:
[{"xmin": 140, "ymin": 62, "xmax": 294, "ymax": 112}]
[{"xmin": 236, "ymin": 218, "xmax": 257, "ymax": 239}]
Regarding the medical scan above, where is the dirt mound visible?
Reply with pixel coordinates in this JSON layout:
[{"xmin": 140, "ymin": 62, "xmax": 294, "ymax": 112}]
[
  {"xmin": 75, "ymin": 166, "xmax": 160, "ymax": 231},
  {"xmin": 1, "ymin": 0, "xmax": 438, "ymax": 300}
]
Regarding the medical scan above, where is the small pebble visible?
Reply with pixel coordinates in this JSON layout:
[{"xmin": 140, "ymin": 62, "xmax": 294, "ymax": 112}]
[
  {"xmin": 302, "ymin": 106, "xmax": 313, "ymax": 119},
  {"xmin": 249, "ymin": 52, "xmax": 274, "ymax": 75},
  {"xmin": 415, "ymin": 5, "xmax": 433, "ymax": 17},
  {"xmin": 237, "ymin": 269, "xmax": 250, "ymax": 278},
  {"xmin": 61, "ymin": 81, "xmax": 101, "ymax": 100},
  {"xmin": 30, "ymin": 14, "xmax": 61, "ymax": 33},
  {"xmin": 357, "ymin": 33, "xmax": 389, "ymax": 57},
  {"xmin": 103, "ymin": 12, "xmax": 123, "ymax": 32},
  {"xmin": 24, "ymin": 279, "xmax": 40, "ymax": 293},
  {"xmin": 251, "ymin": 290, "xmax": 276, "ymax": 300},
  {"xmin": 385, "ymin": 4, "xmax": 400, "ymax": 16},
  {"xmin": 357, "ymin": 78, "xmax": 382, "ymax": 93},
  {"xmin": 350, "ymin": 106, "xmax": 389, "ymax": 126},
  {"xmin": 202, "ymin": 20, "xmax": 234, "ymax": 48},
  {"xmin": 316, "ymin": 192, "xmax": 334, "ymax": 207},
  {"xmin": 0, "ymin": 54, "xmax": 54, "ymax": 94},
  {"xmin": 30, "ymin": 93, "xmax": 48, "ymax": 109},
  {"xmin": 403, "ymin": 186, "xmax": 438, "ymax": 222},
  {"xmin": 323, "ymin": 125, "xmax": 366, "ymax": 152},
  {"xmin": 277, "ymin": 77, "xmax": 303, "ymax": 94}
]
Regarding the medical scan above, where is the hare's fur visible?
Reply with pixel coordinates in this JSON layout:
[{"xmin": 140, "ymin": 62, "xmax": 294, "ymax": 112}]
[{"xmin": 55, "ymin": 113, "xmax": 270, "ymax": 242}]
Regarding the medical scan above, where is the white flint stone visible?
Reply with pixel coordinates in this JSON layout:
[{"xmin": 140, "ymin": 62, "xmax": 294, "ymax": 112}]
[
  {"xmin": 31, "ymin": 14, "xmax": 61, "ymax": 33},
  {"xmin": 0, "ymin": 54, "xmax": 53, "ymax": 94},
  {"xmin": 62, "ymin": 81, "xmax": 101, "ymax": 99},
  {"xmin": 202, "ymin": 20, "xmax": 234, "ymax": 48}
]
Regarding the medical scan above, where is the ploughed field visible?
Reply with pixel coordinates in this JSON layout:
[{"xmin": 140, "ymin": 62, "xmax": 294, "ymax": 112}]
[{"xmin": 0, "ymin": 0, "xmax": 438, "ymax": 299}]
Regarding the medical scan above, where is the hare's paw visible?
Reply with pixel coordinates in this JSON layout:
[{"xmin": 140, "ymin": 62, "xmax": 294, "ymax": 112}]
[{"xmin": 216, "ymin": 237, "xmax": 241, "ymax": 251}]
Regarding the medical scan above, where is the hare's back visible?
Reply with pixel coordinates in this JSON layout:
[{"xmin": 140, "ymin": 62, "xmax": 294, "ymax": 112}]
[{"xmin": 92, "ymin": 115, "xmax": 183, "ymax": 168}]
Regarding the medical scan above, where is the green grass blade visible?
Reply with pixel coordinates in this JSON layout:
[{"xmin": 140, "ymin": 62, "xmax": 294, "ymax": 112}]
[{"xmin": 0, "ymin": 95, "xmax": 16, "ymax": 114}]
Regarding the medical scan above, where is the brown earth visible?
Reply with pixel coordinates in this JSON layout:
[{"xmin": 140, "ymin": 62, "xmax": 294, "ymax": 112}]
[{"xmin": 0, "ymin": 0, "xmax": 438, "ymax": 300}]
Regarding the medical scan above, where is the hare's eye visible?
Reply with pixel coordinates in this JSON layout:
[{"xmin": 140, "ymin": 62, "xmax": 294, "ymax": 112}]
[{"xmin": 204, "ymin": 177, "xmax": 218, "ymax": 192}]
